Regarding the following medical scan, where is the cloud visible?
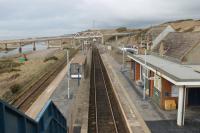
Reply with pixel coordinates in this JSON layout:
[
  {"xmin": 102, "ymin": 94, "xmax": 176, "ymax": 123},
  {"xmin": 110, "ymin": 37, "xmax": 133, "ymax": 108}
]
[{"xmin": 0, "ymin": 0, "xmax": 200, "ymax": 39}]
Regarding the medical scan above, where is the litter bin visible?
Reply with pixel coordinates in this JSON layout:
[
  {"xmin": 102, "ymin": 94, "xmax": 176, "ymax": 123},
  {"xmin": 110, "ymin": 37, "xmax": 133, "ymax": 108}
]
[{"xmin": 165, "ymin": 99, "xmax": 176, "ymax": 110}]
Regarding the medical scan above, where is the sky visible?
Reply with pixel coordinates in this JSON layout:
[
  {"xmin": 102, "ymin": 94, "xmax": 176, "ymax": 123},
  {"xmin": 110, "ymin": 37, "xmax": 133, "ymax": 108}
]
[{"xmin": 0, "ymin": 0, "xmax": 200, "ymax": 39}]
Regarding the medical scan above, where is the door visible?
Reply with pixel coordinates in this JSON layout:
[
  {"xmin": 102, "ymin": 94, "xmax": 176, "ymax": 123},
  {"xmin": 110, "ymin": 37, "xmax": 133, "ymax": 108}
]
[{"xmin": 188, "ymin": 88, "xmax": 200, "ymax": 106}]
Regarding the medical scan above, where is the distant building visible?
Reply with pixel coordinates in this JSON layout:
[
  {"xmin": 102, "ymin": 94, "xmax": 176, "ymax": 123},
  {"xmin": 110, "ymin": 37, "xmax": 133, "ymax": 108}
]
[
  {"xmin": 139, "ymin": 25, "xmax": 175, "ymax": 53},
  {"xmin": 152, "ymin": 32, "xmax": 200, "ymax": 65}
]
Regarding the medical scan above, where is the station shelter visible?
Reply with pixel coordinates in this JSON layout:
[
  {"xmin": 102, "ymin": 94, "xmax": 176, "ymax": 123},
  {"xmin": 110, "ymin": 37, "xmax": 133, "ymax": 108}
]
[
  {"xmin": 128, "ymin": 53, "xmax": 200, "ymax": 126},
  {"xmin": 70, "ymin": 54, "xmax": 87, "ymax": 79}
]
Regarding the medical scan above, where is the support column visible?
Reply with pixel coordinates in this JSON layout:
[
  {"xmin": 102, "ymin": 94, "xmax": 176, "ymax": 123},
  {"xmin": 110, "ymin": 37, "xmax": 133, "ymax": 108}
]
[
  {"xmin": 60, "ymin": 40, "xmax": 64, "ymax": 50},
  {"xmin": 82, "ymin": 42, "xmax": 84, "ymax": 54},
  {"xmin": 19, "ymin": 43, "xmax": 22, "ymax": 53},
  {"xmin": 71, "ymin": 39, "xmax": 74, "ymax": 46},
  {"xmin": 78, "ymin": 39, "xmax": 81, "ymax": 45},
  {"xmin": 177, "ymin": 86, "xmax": 186, "ymax": 126},
  {"xmin": 4, "ymin": 43, "xmax": 8, "ymax": 51},
  {"xmin": 101, "ymin": 37, "xmax": 104, "ymax": 44},
  {"xmin": 33, "ymin": 42, "xmax": 36, "ymax": 51},
  {"xmin": 115, "ymin": 35, "xmax": 118, "ymax": 41},
  {"xmin": 47, "ymin": 40, "xmax": 50, "ymax": 48}
]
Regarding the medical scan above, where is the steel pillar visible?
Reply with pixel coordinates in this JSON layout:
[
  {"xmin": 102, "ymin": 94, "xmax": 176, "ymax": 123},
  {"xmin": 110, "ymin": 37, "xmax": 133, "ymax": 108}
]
[
  {"xmin": 177, "ymin": 86, "xmax": 186, "ymax": 126},
  {"xmin": 47, "ymin": 40, "xmax": 50, "ymax": 48},
  {"xmin": 101, "ymin": 37, "xmax": 104, "ymax": 44},
  {"xmin": 60, "ymin": 40, "xmax": 63, "ymax": 50},
  {"xmin": 19, "ymin": 43, "xmax": 22, "ymax": 53},
  {"xmin": 115, "ymin": 35, "xmax": 118, "ymax": 41},
  {"xmin": 33, "ymin": 42, "xmax": 36, "ymax": 51},
  {"xmin": 4, "ymin": 44, "xmax": 8, "ymax": 51}
]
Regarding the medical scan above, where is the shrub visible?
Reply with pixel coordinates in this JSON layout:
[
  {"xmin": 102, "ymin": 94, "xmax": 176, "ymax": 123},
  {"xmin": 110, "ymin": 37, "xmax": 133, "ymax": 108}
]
[
  {"xmin": 9, "ymin": 73, "xmax": 20, "ymax": 80},
  {"xmin": 116, "ymin": 27, "xmax": 127, "ymax": 32},
  {"xmin": 0, "ymin": 68, "xmax": 21, "ymax": 74},
  {"xmin": 43, "ymin": 56, "xmax": 58, "ymax": 62},
  {"xmin": 0, "ymin": 60, "xmax": 21, "ymax": 69},
  {"xmin": 10, "ymin": 84, "xmax": 21, "ymax": 94}
]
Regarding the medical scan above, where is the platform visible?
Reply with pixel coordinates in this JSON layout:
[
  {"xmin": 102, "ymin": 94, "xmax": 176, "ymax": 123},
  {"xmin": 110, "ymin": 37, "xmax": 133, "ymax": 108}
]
[
  {"xmin": 101, "ymin": 53, "xmax": 151, "ymax": 133},
  {"xmin": 25, "ymin": 50, "xmax": 91, "ymax": 133}
]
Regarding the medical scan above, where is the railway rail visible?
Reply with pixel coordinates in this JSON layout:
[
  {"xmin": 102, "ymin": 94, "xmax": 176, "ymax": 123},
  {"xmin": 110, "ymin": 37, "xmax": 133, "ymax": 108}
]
[
  {"xmin": 88, "ymin": 47, "xmax": 128, "ymax": 133},
  {"xmin": 10, "ymin": 48, "xmax": 79, "ymax": 112}
]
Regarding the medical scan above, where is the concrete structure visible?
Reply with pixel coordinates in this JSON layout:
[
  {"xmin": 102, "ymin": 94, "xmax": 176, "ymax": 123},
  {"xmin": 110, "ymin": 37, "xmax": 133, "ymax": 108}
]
[
  {"xmin": 0, "ymin": 37, "xmax": 70, "ymax": 53},
  {"xmin": 0, "ymin": 31, "xmax": 133, "ymax": 52}
]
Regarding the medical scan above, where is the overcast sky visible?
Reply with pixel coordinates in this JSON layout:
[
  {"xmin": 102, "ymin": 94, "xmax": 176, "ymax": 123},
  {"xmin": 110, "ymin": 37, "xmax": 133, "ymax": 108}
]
[{"xmin": 0, "ymin": 0, "xmax": 200, "ymax": 39}]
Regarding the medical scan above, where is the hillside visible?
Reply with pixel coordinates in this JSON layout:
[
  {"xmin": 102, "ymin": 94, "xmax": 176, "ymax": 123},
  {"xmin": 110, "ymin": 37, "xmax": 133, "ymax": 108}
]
[
  {"xmin": 162, "ymin": 19, "xmax": 200, "ymax": 32},
  {"xmin": 108, "ymin": 19, "xmax": 200, "ymax": 47}
]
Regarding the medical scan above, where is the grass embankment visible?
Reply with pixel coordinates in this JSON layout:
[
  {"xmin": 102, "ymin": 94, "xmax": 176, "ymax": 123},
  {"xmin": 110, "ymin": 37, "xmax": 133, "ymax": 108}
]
[
  {"xmin": 0, "ymin": 48, "xmax": 76, "ymax": 102},
  {"xmin": 0, "ymin": 59, "xmax": 22, "ymax": 74}
]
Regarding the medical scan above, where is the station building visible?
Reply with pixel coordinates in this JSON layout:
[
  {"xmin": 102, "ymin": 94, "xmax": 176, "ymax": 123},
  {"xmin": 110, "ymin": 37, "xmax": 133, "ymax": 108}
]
[{"xmin": 127, "ymin": 32, "xmax": 200, "ymax": 126}]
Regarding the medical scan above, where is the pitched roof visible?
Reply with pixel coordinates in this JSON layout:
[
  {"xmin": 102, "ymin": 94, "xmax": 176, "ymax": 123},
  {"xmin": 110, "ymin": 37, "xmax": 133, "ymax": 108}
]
[{"xmin": 152, "ymin": 32, "xmax": 200, "ymax": 62}]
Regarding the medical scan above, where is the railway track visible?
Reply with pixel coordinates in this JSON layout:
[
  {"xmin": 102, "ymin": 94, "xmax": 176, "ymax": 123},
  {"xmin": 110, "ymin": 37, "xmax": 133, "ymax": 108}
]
[
  {"xmin": 88, "ymin": 47, "xmax": 128, "ymax": 133},
  {"xmin": 10, "ymin": 48, "xmax": 79, "ymax": 112}
]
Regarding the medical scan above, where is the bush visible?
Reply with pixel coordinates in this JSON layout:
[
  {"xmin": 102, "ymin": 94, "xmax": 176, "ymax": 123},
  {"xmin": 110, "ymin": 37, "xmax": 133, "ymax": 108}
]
[
  {"xmin": 10, "ymin": 84, "xmax": 21, "ymax": 94},
  {"xmin": 0, "ymin": 59, "xmax": 21, "ymax": 69},
  {"xmin": 0, "ymin": 68, "xmax": 21, "ymax": 74},
  {"xmin": 2, "ymin": 91, "xmax": 12, "ymax": 101},
  {"xmin": 116, "ymin": 27, "xmax": 127, "ymax": 32},
  {"xmin": 43, "ymin": 56, "xmax": 58, "ymax": 62},
  {"xmin": 9, "ymin": 73, "xmax": 20, "ymax": 80},
  {"xmin": 184, "ymin": 27, "xmax": 194, "ymax": 32}
]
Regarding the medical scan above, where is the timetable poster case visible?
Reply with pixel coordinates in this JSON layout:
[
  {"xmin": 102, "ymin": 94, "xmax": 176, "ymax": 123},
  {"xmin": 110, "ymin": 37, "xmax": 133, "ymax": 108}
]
[
  {"xmin": 154, "ymin": 74, "xmax": 162, "ymax": 92},
  {"xmin": 171, "ymin": 85, "xmax": 179, "ymax": 97}
]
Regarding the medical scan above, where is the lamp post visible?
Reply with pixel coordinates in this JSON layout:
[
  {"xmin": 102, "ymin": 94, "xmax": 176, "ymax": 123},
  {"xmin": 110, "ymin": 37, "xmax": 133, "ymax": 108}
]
[
  {"xmin": 67, "ymin": 49, "xmax": 70, "ymax": 99},
  {"xmin": 123, "ymin": 44, "xmax": 125, "ymax": 70},
  {"xmin": 77, "ymin": 67, "xmax": 80, "ymax": 86},
  {"xmin": 143, "ymin": 49, "xmax": 147, "ymax": 100}
]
